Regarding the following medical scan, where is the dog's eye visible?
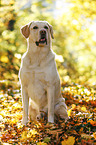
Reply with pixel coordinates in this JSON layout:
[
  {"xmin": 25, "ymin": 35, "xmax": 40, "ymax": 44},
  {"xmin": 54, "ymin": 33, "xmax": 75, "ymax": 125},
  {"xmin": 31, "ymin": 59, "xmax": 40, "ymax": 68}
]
[
  {"xmin": 33, "ymin": 26, "xmax": 38, "ymax": 29},
  {"xmin": 44, "ymin": 26, "xmax": 48, "ymax": 29}
]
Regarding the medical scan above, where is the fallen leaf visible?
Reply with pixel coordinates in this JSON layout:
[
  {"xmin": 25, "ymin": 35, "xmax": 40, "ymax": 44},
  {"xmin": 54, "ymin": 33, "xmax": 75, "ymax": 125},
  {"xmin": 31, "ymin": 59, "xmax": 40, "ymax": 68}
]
[
  {"xmin": 21, "ymin": 131, "xmax": 27, "ymax": 139},
  {"xmin": 81, "ymin": 133, "xmax": 93, "ymax": 139},
  {"xmin": 61, "ymin": 136, "xmax": 75, "ymax": 145},
  {"xmin": 81, "ymin": 106, "xmax": 86, "ymax": 112},
  {"xmin": 93, "ymin": 132, "xmax": 96, "ymax": 139},
  {"xmin": 44, "ymin": 137, "xmax": 51, "ymax": 143},
  {"xmin": 68, "ymin": 109, "xmax": 72, "ymax": 117},
  {"xmin": 72, "ymin": 104, "xmax": 76, "ymax": 110},
  {"xmin": 27, "ymin": 129, "xmax": 37, "ymax": 138},
  {"xmin": 37, "ymin": 142, "xmax": 47, "ymax": 145},
  {"xmin": 88, "ymin": 120, "xmax": 96, "ymax": 126}
]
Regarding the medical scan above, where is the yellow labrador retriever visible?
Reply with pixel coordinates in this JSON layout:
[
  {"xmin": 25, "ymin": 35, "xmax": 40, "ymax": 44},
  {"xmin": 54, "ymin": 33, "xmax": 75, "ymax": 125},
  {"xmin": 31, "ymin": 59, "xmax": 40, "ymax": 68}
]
[{"xmin": 19, "ymin": 21, "xmax": 68, "ymax": 124}]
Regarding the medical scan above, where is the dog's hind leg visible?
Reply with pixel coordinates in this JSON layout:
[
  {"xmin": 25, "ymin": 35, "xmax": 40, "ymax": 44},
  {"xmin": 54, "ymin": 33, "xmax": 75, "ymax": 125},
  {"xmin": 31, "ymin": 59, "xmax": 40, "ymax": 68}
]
[
  {"xmin": 29, "ymin": 99, "xmax": 40, "ymax": 121},
  {"xmin": 55, "ymin": 98, "xmax": 68, "ymax": 120}
]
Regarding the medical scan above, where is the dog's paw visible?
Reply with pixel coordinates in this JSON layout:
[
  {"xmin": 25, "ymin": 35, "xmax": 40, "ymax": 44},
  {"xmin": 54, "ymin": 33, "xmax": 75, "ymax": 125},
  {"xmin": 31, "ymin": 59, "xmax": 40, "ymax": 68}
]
[
  {"xmin": 36, "ymin": 111, "xmax": 47, "ymax": 121},
  {"xmin": 36, "ymin": 114, "xmax": 41, "ymax": 120}
]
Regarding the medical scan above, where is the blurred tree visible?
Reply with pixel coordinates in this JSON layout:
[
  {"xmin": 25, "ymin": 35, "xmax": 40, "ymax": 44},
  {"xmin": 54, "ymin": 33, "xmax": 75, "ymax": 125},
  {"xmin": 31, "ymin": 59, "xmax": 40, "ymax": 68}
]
[
  {"xmin": 0, "ymin": 0, "xmax": 19, "ymax": 81},
  {"xmin": 52, "ymin": 0, "xmax": 96, "ymax": 83},
  {"xmin": 0, "ymin": 0, "xmax": 96, "ymax": 84}
]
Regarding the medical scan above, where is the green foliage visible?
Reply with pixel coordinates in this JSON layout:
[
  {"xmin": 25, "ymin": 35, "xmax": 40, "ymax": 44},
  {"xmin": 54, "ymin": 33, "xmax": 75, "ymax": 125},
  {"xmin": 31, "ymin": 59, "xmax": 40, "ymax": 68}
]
[
  {"xmin": 0, "ymin": 0, "xmax": 96, "ymax": 83},
  {"xmin": 53, "ymin": 0, "xmax": 96, "ymax": 83}
]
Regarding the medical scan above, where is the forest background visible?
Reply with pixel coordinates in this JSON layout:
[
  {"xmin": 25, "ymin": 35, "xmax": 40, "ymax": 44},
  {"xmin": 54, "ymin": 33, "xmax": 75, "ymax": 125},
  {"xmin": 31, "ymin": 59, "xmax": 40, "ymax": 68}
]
[
  {"xmin": 0, "ymin": 0, "xmax": 96, "ymax": 84},
  {"xmin": 0, "ymin": 0, "xmax": 96, "ymax": 144}
]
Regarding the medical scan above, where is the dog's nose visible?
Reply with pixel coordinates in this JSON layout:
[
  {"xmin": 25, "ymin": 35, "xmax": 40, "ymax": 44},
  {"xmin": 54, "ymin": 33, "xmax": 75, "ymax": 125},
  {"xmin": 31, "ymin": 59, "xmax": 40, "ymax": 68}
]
[{"xmin": 40, "ymin": 30, "xmax": 46, "ymax": 35}]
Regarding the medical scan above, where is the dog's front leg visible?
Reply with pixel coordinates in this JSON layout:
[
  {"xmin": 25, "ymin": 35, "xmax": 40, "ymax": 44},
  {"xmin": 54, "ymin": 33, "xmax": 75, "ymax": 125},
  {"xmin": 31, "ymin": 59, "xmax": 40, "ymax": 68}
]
[
  {"xmin": 21, "ymin": 86, "xmax": 29, "ymax": 125},
  {"xmin": 47, "ymin": 86, "xmax": 55, "ymax": 123}
]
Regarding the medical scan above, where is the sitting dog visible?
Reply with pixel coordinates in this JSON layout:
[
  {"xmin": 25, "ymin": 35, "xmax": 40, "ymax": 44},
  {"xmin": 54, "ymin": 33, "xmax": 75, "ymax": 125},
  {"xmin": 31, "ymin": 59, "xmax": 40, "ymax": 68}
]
[{"xmin": 19, "ymin": 21, "xmax": 68, "ymax": 124}]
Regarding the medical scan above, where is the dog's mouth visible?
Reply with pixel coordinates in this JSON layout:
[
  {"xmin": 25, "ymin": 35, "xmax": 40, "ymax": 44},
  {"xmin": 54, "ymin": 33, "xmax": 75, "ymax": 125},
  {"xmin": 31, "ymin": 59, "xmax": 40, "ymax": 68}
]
[
  {"xmin": 35, "ymin": 30, "xmax": 47, "ymax": 46},
  {"xmin": 35, "ymin": 37, "xmax": 47, "ymax": 46}
]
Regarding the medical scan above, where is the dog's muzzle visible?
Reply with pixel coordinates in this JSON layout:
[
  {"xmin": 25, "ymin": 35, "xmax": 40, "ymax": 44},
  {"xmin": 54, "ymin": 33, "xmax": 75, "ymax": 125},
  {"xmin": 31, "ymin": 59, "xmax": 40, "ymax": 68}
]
[{"xmin": 35, "ymin": 30, "xmax": 47, "ymax": 46}]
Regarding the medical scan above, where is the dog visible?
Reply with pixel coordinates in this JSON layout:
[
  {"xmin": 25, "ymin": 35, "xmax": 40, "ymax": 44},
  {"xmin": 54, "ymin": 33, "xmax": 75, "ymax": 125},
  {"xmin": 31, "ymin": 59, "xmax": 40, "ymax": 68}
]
[{"xmin": 19, "ymin": 21, "xmax": 68, "ymax": 124}]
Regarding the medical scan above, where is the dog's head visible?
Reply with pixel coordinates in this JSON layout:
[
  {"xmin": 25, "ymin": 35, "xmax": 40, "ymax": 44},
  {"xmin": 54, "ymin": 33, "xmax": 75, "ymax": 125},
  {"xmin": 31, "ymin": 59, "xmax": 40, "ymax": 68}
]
[{"xmin": 21, "ymin": 21, "xmax": 54, "ymax": 47}]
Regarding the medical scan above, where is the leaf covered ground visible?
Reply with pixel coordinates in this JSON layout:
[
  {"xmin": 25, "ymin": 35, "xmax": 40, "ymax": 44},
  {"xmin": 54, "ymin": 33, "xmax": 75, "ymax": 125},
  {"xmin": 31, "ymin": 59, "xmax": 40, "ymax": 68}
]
[{"xmin": 0, "ymin": 81, "xmax": 96, "ymax": 145}]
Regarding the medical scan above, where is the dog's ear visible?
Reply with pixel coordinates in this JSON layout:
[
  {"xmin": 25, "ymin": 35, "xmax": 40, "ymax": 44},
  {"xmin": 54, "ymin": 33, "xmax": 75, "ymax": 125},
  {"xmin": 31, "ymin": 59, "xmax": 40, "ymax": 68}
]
[
  {"xmin": 21, "ymin": 24, "xmax": 30, "ymax": 38},
  {"xmin": 21, "ymin": 22, "xmax": 33, "ymax": 38},
  {"xmin": 48, "ymin": 24, "xmax": 54, "ymax": 39}
]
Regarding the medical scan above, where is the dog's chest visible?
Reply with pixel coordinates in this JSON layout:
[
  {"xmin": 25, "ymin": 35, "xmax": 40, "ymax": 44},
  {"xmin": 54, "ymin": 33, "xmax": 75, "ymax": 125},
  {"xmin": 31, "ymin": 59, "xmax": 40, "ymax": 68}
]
[
  {"xmin": 26, "ymin": 71, "xmax": 47, "ymax": 106},
  {"xmin": 27, "ymin": 71, "xmax": 46, "ymax": 84}
]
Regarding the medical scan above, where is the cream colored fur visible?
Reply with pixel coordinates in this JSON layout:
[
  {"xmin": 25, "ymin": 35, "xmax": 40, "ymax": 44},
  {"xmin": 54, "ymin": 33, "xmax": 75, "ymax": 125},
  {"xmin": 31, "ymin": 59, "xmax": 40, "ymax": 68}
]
[{"xmin": 19, "ymin": 21, "xmax": 68, "ymax": 124}]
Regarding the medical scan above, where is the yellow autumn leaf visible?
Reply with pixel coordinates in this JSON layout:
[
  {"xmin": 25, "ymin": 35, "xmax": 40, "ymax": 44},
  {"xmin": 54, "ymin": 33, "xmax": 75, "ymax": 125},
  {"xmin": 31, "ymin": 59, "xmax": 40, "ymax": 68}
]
[
  {"xmin": 1, "ymin": 56, "xmax": 9, "ymax": 63},
  {"xmin": 61, "ymin": 136, "xmax": 75, "ymax": 145},
  {"xmin": 10, "ymin": 118, "xmax": 19, "ymax": 124},
  {"xmin": 93, "ymin": 132, "xmax": 96, "ymax": 139},
  {"xmin": 81, "ymin": 106, "xmax": 86, "ymax": 112},
  {"xmin": 13, "ymin": 103, "xmax": 21, "ymax": 109},
  {"xmin": 21, "ymin": 131, "xmax": 27, "ymax": 139},
  {"xmin": 72, "ymin": 104, "xmax": 76, "ymax": 110},
  {"xmin": 68, "ymin": 109, "xmax": 72, "ymax": 117},
  {"xmin": 37, "ymin": 142, "xmax": 47, "ymax": 145},
  {"xmin": 27, "ymin": 129, "xmax": 37, "ymax": 138},
  {"xmin": 2, "ymin": 143, "xmax": 11, "ymax": 145}
]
